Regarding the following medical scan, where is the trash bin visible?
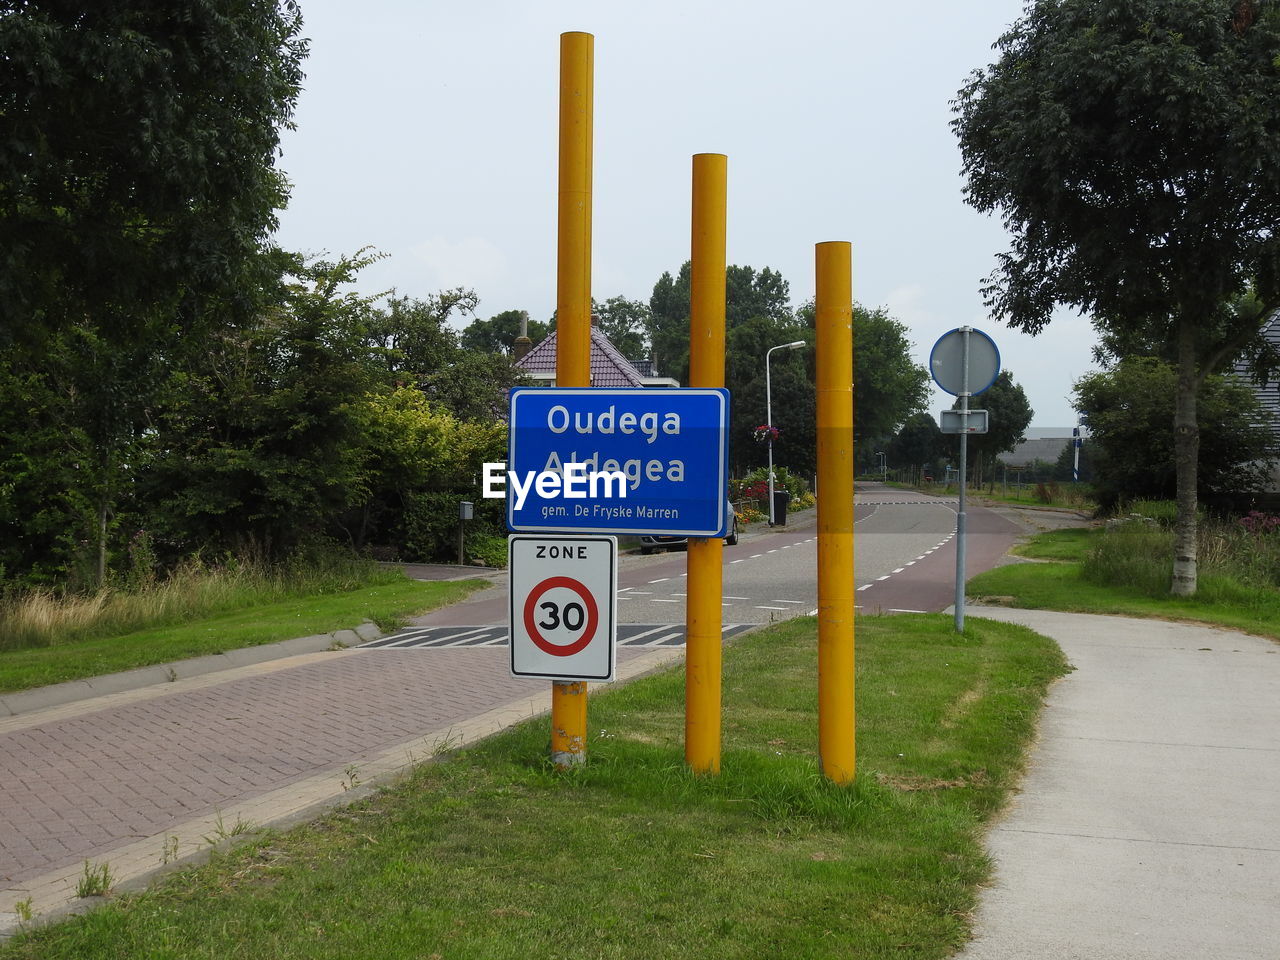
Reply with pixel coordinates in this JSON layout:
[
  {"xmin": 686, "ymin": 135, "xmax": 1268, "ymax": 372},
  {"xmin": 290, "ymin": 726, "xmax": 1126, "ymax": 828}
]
[{"xmin": 772, "ymin": 490, "xmax": 791, "ymax": 526}]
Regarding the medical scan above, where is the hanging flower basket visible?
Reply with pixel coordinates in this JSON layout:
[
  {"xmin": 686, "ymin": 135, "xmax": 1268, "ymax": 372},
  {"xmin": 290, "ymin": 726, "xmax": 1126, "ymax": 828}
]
[{"xmin": 753, "ymin": 424, "xmax": 780, "ymax": 443}]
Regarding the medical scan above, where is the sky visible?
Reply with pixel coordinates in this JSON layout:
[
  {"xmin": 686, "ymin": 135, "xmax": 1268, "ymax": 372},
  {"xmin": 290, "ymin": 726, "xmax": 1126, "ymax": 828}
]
[{"xmin": 272, "ymin": 0, "xmax": 1098, "ymax": 428}]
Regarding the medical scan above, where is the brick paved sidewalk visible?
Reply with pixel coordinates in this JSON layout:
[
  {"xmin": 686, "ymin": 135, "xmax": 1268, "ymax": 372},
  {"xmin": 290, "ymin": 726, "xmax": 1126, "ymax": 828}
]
[{"xmin": 0, "ymin": 641, "xmax": 682, "ymax": 930}]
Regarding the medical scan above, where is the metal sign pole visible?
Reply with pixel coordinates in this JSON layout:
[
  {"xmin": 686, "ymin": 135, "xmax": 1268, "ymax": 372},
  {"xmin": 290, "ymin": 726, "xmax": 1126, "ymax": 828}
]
[{"xmin": 954, "ymin": 327, "xmax": 970, "ymax": 633}]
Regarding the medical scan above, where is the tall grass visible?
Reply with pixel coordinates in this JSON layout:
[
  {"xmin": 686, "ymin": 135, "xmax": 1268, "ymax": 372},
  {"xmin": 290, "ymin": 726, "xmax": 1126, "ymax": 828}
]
[
  {"xmin": 1083, "ymin": 503, "xmax": 1280, "ymax": 597},
  {"xmin": 0, "ymin": 550, "xmax": 403, "ymax": 653}
]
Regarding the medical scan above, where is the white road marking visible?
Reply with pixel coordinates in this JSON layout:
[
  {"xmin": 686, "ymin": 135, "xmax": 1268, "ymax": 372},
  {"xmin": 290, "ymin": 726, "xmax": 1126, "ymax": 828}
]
[
  {"xmin": 648, "ymin": 578, "xmax": 669, "ymax": 584},
  {"xmin": 876, "ymin": 575, "xmax": 891, "ymax": 581},
  {"xmin": 892, "ymin": 567, "xmax": 905, "ymax": 574},
  {"xmin": 772, "ymin": 600, "xmax": 806, "ymax": 605},
  {"xmin": 889, "ymin": 609, "xmax": 927, "ymax": 614},
  {"xmin": 756, "ymin": 605, "xmax": 788, "ymax": 611},
  {"xmin": 624, "ymin": 625, "xmax": 674, "ymax": 644},
  {"xmin": 650, "ymin": 598, "xmax": 679, "ymax": 604},
  {"xmin": 750, "ymin": 554, "xmax": 763, "ymax": 558},
  {"xmin": 857, "ymin": 584, "xmax": 873, "ymax": 591},
  {"xmin": 724, "ymin": 596, "xmax": 751, "ymax": 600},
  {"xmin": 730, "ymin": 559, "xmax": 745, "ymax": 564}
]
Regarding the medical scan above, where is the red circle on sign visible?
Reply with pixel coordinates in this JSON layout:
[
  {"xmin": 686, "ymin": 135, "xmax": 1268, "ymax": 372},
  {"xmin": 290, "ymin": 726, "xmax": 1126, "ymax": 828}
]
[{"xmin": 523, "ymin": 576, "xmax": 599, "ymax": 657}]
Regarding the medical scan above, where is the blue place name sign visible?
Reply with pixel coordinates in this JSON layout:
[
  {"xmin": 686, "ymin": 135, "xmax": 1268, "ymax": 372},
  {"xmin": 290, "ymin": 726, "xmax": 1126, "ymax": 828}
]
[{"xmin": 507, "ymin": 387, "xmax": 730, "ymax": 536}]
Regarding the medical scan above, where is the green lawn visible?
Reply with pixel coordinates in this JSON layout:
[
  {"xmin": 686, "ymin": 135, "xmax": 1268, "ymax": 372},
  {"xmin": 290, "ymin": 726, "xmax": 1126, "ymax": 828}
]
[
  {"xmin": 969, "ymin": 532, "xmax": 1280, "ymax": 641},
  {"xmin": 2, "ymin": 614, "xmax": 1069, "ymax": 960},
  {"xmin": 1008, "ymin": 527, "xmax": 1094, "ymax": 561},
  {"xmin": 0, "ymin": 579, "xmax": 484, "ymax": 694}
]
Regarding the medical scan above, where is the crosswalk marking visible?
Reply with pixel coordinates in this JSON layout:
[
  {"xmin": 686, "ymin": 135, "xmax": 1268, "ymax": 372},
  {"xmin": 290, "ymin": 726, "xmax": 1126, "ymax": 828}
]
[{"xmin": 359, "ymin": 623, "xmax": 756, "ymax": 650}]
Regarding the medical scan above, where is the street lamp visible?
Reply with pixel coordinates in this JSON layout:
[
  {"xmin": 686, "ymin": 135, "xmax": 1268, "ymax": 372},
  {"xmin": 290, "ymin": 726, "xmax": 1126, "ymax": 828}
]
[
  {"xmin": 876, "ymin": 450, "xmax": 886, "ymax": 482},
  {"xmin": 766, "ymin": 340, "xmax": 808, "ymax": 525}
]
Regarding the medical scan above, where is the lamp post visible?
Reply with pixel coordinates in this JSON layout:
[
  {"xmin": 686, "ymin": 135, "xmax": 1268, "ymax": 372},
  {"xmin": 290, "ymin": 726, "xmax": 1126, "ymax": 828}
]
[
  {"xmin": 876, "ymin": 450, "xmax": 886, "ymax": 482},
  {"xmin": 766, "ymin": 340, "xmax": 807, "ymax": 525}
]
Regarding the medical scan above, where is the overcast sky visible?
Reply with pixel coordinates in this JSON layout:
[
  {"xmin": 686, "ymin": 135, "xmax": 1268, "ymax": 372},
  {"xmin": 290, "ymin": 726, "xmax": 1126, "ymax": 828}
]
[{"xmin": 273, "ymin": 0, "xmax": 1097, "ymax": 428}]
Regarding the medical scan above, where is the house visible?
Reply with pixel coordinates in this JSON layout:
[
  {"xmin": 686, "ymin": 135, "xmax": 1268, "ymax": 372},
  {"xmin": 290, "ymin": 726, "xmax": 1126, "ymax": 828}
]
[
  {"xmin": 1233, "ymin": 313, "xmax": 1280, "ymax": 491},
  {"xmin": 514, "ymin": 324, "xmax": 678, "ymax": 388}
]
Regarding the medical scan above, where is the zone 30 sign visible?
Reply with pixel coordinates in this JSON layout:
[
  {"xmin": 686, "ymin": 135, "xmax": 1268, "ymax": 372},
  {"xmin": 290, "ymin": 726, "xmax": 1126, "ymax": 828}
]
[{"xmin": 508, "ymin": 535, "xmax": 616, "ymax": 682}]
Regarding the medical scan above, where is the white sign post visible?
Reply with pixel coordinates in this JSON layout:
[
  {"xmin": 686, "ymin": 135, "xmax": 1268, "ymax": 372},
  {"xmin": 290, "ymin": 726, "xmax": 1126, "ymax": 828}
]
[{"xmin": 509, "ymin": 535, "xmax": 617, "ymax": 682}]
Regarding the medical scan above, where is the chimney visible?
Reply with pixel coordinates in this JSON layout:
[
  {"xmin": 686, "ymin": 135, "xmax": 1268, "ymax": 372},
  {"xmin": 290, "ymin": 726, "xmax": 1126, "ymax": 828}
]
[{"xmin": 512, "ymin": 310, "xmax": 532, "ymax": 361}]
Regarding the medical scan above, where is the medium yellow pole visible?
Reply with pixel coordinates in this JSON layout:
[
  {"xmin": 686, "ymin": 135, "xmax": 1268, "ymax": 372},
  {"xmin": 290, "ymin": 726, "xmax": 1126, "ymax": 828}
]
[
  {"xmin": 551, "ymin": 31, "xmax": 593, "ymax": 768},
  {"xmin": 685, "ymin": 153, "xmax": 727, "ymax": 774},
  {"xmin": 815, "ymin": 241, "xmax": 855, "ymax": 784}
]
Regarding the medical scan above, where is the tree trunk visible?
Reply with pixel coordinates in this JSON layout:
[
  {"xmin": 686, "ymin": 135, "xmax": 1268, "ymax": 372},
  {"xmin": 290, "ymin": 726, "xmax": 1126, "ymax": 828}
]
[
  {"xmin": 97, "ymin": 497, "xmax": 109, "ymax": 587},
  {"xmin": 1171, "ymin": 320, "xmax": 1200, "ymax": 596}
]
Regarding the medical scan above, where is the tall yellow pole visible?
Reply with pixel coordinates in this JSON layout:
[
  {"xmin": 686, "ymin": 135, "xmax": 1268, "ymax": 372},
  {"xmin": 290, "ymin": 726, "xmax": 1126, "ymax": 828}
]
[
  {"xmin": 685, "ymin": 154, "xmax": 727, "ymax": 774},
  {"xmin": 551, "ymin": 31, "xmax": 593, "ymax": 768},
  {"xmin": 815, "ymin": 241, "xmax": 855, "ymax": 784}
]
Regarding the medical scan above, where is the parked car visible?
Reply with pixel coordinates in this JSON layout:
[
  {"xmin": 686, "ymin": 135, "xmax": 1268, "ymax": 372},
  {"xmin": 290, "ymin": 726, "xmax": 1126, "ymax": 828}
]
[{"xmin": 639, "ymin": 499, "xmax": 738, "ymax": 554}]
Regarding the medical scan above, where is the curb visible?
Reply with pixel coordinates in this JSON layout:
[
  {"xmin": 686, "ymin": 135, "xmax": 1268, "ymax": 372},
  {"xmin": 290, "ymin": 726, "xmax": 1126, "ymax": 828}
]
[{"xmin": 0, "ymin": 622, "xmax": 383, "ymax": 719}]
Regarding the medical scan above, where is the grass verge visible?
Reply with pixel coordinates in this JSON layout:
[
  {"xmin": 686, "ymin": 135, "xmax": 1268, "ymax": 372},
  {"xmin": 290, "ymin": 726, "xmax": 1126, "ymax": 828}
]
[
  {"xmin": 970, "ymin": 531, "xmax": 1280, "ymax": 641},
  {"xmin": 0, "ymin": 578, "xmax": 484, "ymax": 694},
  {"xmin": 1, "ymin": 614, "xmax": 1068, "ymax": 960},
  {"xmin": 1008, "ymin": 527, "xmax": 1094, "ymax": 561}
]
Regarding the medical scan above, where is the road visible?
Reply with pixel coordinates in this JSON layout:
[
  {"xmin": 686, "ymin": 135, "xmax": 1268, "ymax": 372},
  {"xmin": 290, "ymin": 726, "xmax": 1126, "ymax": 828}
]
[
  {"xmin": 0, "ymin": 482, "xmax": 1039, "ymax": 923},
  {"xmin": 380, "ymin": 482, "xmax": 1027, "ymax": 649}
]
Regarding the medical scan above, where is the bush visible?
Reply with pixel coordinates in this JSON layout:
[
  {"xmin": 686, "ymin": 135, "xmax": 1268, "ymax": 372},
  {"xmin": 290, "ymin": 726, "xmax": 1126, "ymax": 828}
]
[
  {"xmin": 1083, "ymin": 511, "xmax": 1280, "ymax": 596},
  {"xmin": 402, "ymin": 492, "xmax": 506, "ymax": 563},
  {"xmin": 466, "ymin": 533, "xmax": 508, "ymax": 568}
]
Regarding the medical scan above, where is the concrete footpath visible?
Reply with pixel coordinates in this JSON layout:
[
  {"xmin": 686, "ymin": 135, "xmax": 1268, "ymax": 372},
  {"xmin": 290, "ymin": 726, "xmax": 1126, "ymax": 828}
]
[{"xmin": 957, "ymin": 607, "xmax": 1280, "ymax": 960}]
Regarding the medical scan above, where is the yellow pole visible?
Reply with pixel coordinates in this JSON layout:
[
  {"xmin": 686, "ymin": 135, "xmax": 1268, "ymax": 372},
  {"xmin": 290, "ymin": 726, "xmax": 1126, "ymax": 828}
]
[
  {"xmin": 685, "ymin": 154, "xmax": 727, "ymax": 774},
  {"xmin": 551, "ymin": 31, "xmax": 593, "ymax": 769},
  {"xmin": 815, "ymin": 241, "xmax": 855, "ymax": 784}
]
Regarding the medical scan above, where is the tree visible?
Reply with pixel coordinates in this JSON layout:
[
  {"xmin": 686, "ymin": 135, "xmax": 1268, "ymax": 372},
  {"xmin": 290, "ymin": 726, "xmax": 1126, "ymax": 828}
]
[
  {"xmin": 889, "ymin": 412, "xmax": 947, "ymax": 476},
  {"xmin": 646, "ymin": 262, "xmax": 796, "ymax": 384},
  {"xmin": 459, "ymin": 309, "xmax": 550, "ymax": 356},
  {"xmin": 0, "ymin": 0, "xmax": 307, "ymax": 350},
  {"xmin": 593, "ymin": 296, "xmax": 649, "ymax": 361},
  {"xmin": 1073, "ymin": 358, "xmax": 1276, "ymax": 510},
  {"xmin": 953, "ymin": 1, "xmax": 1280, "ymax": 594},
  {"xmin": 950, "ymin": 371, "xmax": 1033, "ymax": 487},
  {"xmin": 143, "ymin": 251, "xmax": 385, "ymax": 556},
  {"xmin": 851, "ymin": 307, "xmax": 931, "ymax": 444}
]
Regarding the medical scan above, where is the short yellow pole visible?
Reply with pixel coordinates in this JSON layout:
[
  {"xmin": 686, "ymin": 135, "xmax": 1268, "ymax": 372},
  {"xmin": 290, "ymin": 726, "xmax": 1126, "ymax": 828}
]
[
  {"xmin": 685, "ymin": 153, "xmax": 727, "ymax": 774},
  {"xmin": 815, "ymin": 241, "xmax": 855, "ymax": 784},
  {"xmin": 551, "ymin": 31, "xmax": 593, "ymax": 769}
]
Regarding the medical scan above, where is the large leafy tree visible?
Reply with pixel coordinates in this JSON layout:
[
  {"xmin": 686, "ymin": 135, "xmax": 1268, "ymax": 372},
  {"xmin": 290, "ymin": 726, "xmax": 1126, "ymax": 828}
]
[
  {"xmin": 647, "ymin": 263, "xmax": 795, "ymax": 384},
  {"xmin": 593, "ymin": 296, "xmax": 650, "ymax": 362},
  {"xmin": 1074, "ymin": 358, "xmax": 1276, "ymax": 509},
  {"xmin": 889, "ymin": 412, "xmax": 947, "ymax": 476},
  {"xmin": 458, "ymin": 309, "xmax": 550, "ymax": 357},
  {"xmin": 953, "ymin": 0, "xmax": 1280, "ymax": 594},
  {"xmin": 0, "ymin": 0, "xmax": 307, "ymax": 349},
  {"xmin": 1, "ymin": 1, "xmax": 306, "ymax": 583}
]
